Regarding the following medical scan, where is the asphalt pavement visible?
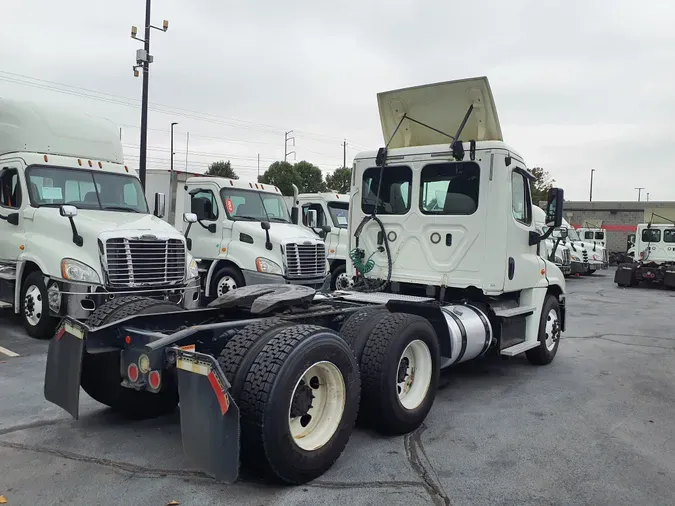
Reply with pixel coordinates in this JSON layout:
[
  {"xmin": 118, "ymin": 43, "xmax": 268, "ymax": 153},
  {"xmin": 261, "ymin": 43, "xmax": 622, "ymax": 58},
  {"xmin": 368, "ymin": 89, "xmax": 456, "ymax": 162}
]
[{"xmin": 1, "ymin": 268, "xmax": 674, "ymax": 506}]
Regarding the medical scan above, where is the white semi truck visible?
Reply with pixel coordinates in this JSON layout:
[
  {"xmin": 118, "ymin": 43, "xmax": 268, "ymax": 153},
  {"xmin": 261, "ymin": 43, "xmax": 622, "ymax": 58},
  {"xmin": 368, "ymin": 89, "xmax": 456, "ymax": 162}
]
[
  {"xmin": 0, "ymin": 99, "xmax": 199, "ymax": 338},
  {"xmin": 44, "ymin": 76, "xmax": 568, "ymax": 486},
  {"xmin": 146, "ymin": 171, "xmax": 330, "ymax": 299},
  {"xmin": 615, "ymin": 223, "xmax": 675, "ymax": 288},
  {"xmin": 577, "ymin": 226, "xmax": 607, "ymax": 248},
  {"xmin": 553, "ymin": 218, "xmax": 608, "ymax": 275},
  {"xmin": 285, "ymin": 191, "xmax": 352, "ymax": 290},
  {"xmin": 533, "ymin": 206, "xmax": 572, "ymax": 275}
]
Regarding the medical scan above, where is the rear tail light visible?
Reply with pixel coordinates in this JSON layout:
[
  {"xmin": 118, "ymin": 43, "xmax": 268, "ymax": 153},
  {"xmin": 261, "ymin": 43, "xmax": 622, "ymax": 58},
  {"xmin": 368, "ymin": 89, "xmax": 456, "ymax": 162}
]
[
  {"xmin": 148, "ymin": 370, "xmax": 161, "ymax": 390},
  {"xmin": 127, "ymin": 363, "xmax": 139, "ymax": 382}
]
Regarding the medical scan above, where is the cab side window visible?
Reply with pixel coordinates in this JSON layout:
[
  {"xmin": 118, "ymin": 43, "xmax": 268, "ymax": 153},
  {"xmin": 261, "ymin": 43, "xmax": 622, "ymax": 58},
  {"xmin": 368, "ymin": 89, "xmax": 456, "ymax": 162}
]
[
  {"xmin": 301, "ymin": 203, "xmax": 326, "ymax": 227},
  {"xmin": 511, "ymin": 170, "xmax": 532, "ymax": 225},
  {"xmin": 190, "ymin": 190, "xmax": 219, "ymax": 221},
  {"xmin": 584, "ymin": 231, "xmax": 594, "ymax": 240},
  {"xmin": 642, "ymin": 229, "xmax": 661, "ymax": 242},
  {"xmin": 0, "ymin": 168, "xmax": 21, "ymax": 209}
]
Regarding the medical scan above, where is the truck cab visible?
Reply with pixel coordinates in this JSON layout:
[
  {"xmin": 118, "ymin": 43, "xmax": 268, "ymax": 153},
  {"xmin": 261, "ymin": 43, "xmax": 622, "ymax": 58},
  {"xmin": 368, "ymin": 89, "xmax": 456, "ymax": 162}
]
[
  {"xmin": 178, "ymin": 177, "xmax": 329, "ymax": 299},
  {"xmin": 533, "ymin": 206, "xmax": 572, "ymax": 275},
  {"xmin": 577, "ymin": 227, "xmax": 607, "ymax": 248},
  {"xmin": 0, "ymin": 98, "xmax": 199, "ymax": 338},
  {"xmin": 346, "ymin": 76, "xmax": 566, "ymax": 363},
  {"xmin": 615, "ymin": 223, "xmax": 675, "ymax": 288},
  {"xmin": 553, "ymin": 218, "xmax": 608, "ymax": 275},
  {"xmin": 288, "ymin": 192, "xmax": 351, "ymax": 290}
]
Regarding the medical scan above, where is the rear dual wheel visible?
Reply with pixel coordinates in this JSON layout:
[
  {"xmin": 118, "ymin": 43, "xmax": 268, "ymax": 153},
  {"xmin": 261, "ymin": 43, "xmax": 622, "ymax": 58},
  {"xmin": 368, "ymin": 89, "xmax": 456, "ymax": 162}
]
[
  {"xmin": 340, "ymin": 309, "xmax": 440, "ymax": 435},
  {"xmin": 218, "ymin": 323, "xmax": 360, "ymax": 485}
]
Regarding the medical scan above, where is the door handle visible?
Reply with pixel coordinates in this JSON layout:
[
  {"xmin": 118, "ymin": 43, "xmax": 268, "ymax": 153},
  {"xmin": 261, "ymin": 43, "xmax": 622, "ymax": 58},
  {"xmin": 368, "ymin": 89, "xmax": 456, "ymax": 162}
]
[
  {"xmin": 508, "ymin": 257, "xmax": 515, "ymax": 280},
  {"xmin": 445, "ymin": 233, "xmax": 452, "ymax": 246}
]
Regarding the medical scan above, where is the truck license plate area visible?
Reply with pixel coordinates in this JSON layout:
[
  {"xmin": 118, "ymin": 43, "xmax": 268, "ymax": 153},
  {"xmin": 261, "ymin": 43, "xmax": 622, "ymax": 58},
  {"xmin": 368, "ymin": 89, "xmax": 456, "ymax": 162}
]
[
  {"xmin": 44, "ymin": 321, "xmax": 85, "ymax": 419},
  {"xmin": 174, "ymin": 349, "xmax": 240, "ymax": 483}
]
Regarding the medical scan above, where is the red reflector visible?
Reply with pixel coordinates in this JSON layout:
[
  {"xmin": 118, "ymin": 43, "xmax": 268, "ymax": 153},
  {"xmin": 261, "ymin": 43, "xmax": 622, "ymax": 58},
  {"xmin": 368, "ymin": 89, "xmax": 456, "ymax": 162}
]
[
  {"xmin": 127, "ymin": 363, "xmax": 139, "ymax": 382},
  {"xmin": 56, "ymin": 326, "xmax": 66, "ymax": 340},
  {"xmin": 148, "ymin": 370, "xmax": 161, "ymax": 390},
  {"xmin": 207, "ymin": 370, "xmax": 229, "ymax": 415}
]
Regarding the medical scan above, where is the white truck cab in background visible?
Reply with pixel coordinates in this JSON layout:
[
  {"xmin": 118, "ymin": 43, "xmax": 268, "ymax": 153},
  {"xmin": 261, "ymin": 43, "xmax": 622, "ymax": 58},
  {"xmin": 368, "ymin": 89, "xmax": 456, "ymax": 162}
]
[
  {"xmin": 615, "ymin": 223, "xmax": 675, "ymax": 288},
  {"xmin": 533, "ymin": 206, "xmax": 572, "ymax": 275},
  {"xmin": 553, "ymin": 218, "xmax": 608, "ymax": 275},
  {"xmin": 577, "ymin": 227, "xmax": 607, "ymax": 248},
  {"xmin": 345, "ymin": 76, "xmax": 567, "ymax": 365},
  {"xmin": 151, "ymin": 174, "xmax": 330, "ymax": 299},
  {"xmin": 286, "ymin": 191, "xmax": 352, "ymax": 290},
  {"xmin": 0, "ymin": 98, "xmax": 199, "ymax": 338}
]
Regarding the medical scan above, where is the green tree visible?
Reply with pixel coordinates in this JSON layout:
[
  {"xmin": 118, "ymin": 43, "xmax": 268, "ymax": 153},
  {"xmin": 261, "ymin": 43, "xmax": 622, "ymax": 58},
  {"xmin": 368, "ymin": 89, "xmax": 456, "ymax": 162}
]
[
  {"xmin": 205, "ymin": 160, "xmax": 238, "ymax": 179},
  {"xmin": 258, "ymin": 161, "xmax": 302, "ymax": 195},
  {"xmin": 294, "ymin": 160, "xmax": 326, "ymax": 193},
  {"xmin": 530, "ymin": 167, "xmax": 554, "ymax": 207},
  {"xmin": 258, "ymin": 160, "xmax": 327, "ymax": 195},
  {"xmin": 325, "ymin": 167, "xmax": 351, "ymax": 193}
]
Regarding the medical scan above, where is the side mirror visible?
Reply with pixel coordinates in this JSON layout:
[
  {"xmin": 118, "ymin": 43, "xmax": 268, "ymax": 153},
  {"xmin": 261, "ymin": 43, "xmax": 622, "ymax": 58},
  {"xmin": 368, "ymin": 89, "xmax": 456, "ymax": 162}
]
[
  {"xmin": 7, "ymin": 212, "xmax": 19, "ymax": 226},
  {"xmin": 290, "ymin": 207, "xmax": 299, "ymax": 225},
  {"xmin": 558, "ymin": 226, "xmax": 568, "ymax": 240},
  {"xmin": 307, "ymin": 209, "xmax": 318, "ymax": 228},
  {"xmin": 545, "ymin": 188, "xmax": 564, "ymax": 227},
  {"xmin": 261, "ymin": 221, "xmax": 271, "ymax": 231},
  {"xmin": 154, "ymin": 193, "xmax": 166, "ymax": 218},
  {"xmin": 183, "ymin": 212, "xmax": 198, "ymax": 224},
  {"xmin": 59, "ymin": 205, "xmax": 78, "ymax": 218}
]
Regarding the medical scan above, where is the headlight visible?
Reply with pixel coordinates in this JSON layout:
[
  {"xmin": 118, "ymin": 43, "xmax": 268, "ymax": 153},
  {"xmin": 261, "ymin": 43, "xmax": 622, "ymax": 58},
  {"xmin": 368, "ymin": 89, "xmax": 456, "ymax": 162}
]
[
  {"xmin": 571, "ymin": 254, "xmax": 581, "ymax": 262},
  {"xmin": 325, "ymin": 259, "xmax": 330, "ymax": 274},
  {"xmin": 61, "ymin": 258, "xmax": 101, "ymax": 283},
  {"xmin": 592, "ymin": 254, "xmax": 600, "ymax": 261},
  {"xmin": 187, "ymin": 254, "xmax": 199, "ymax": 279},
  {"xmin": 255, "ymin": 257, "xmax": 283, "ymax": 275}
]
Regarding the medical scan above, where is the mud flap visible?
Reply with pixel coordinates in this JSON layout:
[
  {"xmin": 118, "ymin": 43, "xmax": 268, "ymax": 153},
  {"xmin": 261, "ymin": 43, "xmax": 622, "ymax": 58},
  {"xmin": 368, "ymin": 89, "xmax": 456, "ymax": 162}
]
[
  {"xmin": 44, "ymin": 320, "xmax": 86, "ymax": 419},
  {"xmin": 174, "ymin": 348, "xmax": 240, "ymax": 483}
]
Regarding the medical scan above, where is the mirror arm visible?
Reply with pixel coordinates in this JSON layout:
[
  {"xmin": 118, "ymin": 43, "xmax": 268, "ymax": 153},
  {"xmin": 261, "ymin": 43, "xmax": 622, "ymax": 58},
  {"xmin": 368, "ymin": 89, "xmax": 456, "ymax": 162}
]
[{"xmin": 68, "ymin": 216, "xmax": 84, "ymax": 247}]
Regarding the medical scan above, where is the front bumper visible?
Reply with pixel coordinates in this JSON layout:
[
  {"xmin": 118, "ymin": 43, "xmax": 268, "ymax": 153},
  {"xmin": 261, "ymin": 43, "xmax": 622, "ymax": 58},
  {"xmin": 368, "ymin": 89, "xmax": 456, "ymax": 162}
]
[
  {"xmin": 242, "ymin": 269, "xmax": 330, "ymax": 291},
  {"xmin": 48, "ymin": 277, "xmax": 201, "ymax": 320},
  {"xmin": 570, "ymin": 261, "xmax": 588, "ymax": 274},
  {"xmin": 557, "ymin": 263, "xmax": 572, "ymax": 275}
]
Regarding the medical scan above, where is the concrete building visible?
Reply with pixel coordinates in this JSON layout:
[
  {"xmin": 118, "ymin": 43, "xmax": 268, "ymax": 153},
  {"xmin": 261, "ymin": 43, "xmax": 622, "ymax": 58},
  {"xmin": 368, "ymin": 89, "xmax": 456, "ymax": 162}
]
[{"xmin": 560, "ymin": 201, "xmax": 675, "ymax": 253}]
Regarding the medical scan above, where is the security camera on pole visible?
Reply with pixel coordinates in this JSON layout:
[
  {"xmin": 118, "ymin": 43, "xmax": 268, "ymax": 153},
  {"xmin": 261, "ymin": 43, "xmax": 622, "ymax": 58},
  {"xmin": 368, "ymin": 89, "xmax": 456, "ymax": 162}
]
[{"xmin": 130, "ymin": 2, "xmax": 169, "ymax": 191}]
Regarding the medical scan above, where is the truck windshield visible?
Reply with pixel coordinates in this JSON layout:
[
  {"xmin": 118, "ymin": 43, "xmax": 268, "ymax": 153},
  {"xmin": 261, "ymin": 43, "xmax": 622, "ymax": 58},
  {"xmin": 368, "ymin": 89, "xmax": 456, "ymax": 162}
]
[
  {"xmin": 26, "ymin": 166, "xmax": 148, "ymax": 213},
  {"xmin": 327, "ymin": 202, "xmax": 349, "ymax": 228},
  {"xmin": 554, "ymin": 227, "xmax": 580, "ymax": 241},
  {"xmin": 220, "ymin": 188, "xmax": 291, "ymax": 223}
]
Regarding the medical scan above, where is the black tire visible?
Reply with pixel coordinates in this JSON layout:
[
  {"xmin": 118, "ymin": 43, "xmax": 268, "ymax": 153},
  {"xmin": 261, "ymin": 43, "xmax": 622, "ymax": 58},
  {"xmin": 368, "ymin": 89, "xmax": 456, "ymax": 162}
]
[
  {"xmin": 210, "ymin": 265, "xmax": 245, "ymax": 299},
  {"xmin": 359, "ymin": 313, "xmax": 440, "ymax": 435},
  {"xmin": 330, "ymin": 263, "xmax": 348, "ymax": 290},
  {"xmin": 20, "ymin": 271, "xmax": 58, "ymax": 339},
  {"xmin": 237, "ymin": 324, "xmax": 360, "ymax": 485},
  {"xmin": 80, "ymin": 296, "xmax": 184, "ymax": 418},
  {"xmin": 216, "ymin": 318, "xmax": 293, "ymax": 400},
  {"xmin": 339, "ymin": 307, "xmax": 389, "ymax": 360},
  {"xmin": 525, "ymin": 295, "xmax": 561, "ymax": 366}
]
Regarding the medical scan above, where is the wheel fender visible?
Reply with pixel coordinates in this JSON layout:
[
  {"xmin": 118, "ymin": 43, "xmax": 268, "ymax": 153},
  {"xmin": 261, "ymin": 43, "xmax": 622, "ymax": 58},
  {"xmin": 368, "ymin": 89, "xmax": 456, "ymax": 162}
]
[
  {"xmin": 14, "ymin": 257, "xmax": 50, "ymax": 314},
  {"xmin": 384, "ymin": 300, "xmax": 451, "ymax": 359},
  {"xmin": 205, "ymin": 259, "xmax": 241, "ymax": 298}
]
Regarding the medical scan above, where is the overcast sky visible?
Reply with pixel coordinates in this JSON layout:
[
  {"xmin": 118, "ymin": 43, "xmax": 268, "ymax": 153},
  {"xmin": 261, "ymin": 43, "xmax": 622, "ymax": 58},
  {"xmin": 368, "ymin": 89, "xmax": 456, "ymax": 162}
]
[{"xmin": 1, "ymin": 0, "xmax": 674, "ymax": 201}]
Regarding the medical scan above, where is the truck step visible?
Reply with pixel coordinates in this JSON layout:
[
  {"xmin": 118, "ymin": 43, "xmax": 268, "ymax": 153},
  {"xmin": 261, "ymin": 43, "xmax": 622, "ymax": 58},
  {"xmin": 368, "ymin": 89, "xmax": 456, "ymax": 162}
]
[
  {"xmin": 493, "ymin": 306, "xmax": 536, "ymax": 318},
  {"xmin": 0, "ymin": 301, "xmax": 12, "ymax": 309},
  {"xmin": 500, "ymin": 340, "xmax": 540, "ymax": 356}
]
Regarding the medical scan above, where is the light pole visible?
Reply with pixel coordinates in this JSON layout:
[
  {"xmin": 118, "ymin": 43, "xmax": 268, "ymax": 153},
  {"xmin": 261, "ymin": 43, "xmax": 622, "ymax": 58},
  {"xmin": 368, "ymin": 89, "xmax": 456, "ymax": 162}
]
[
  {"xmin": 589, "ymin": 168, "xmax": 595, "ymax": 202},
  {"xmin": 635, "ymin": 187, "xmax": 645, "ymax": 202},
  {"xmin": 130, "ymin": 3, "xmax": 169, "ymax": 190},
  {"xmin": 169, "ymin": 122, "xmax": 178, "ymax": 223}
]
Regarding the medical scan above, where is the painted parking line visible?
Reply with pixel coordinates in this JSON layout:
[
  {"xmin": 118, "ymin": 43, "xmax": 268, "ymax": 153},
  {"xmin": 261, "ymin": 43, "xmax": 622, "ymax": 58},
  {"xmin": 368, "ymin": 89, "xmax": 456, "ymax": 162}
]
[{"xmin": 0, "ymin": 346, "xmax": 19, "ymax": 358}]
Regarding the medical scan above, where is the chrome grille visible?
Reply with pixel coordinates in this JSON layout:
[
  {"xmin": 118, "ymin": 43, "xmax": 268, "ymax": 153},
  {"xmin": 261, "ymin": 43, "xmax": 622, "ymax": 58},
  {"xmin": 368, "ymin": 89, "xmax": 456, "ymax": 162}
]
[
  {"xmin": 285, "ymin": 243, "xmax": 326, "ymax": 279},
  {"xmin": 562, "ymin": 249, "xmax": 571, "ymax": 265},
  {"xmin": 105, "ymin": 238, "xmax": 186, "ymax": 287}
]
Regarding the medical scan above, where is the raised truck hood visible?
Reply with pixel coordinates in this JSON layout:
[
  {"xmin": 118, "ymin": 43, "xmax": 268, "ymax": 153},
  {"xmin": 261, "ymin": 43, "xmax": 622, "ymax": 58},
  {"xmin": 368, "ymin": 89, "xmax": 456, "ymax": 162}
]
[{"xmin": 377, "ymin": 76, "xmax": 503, "ymax": 148}]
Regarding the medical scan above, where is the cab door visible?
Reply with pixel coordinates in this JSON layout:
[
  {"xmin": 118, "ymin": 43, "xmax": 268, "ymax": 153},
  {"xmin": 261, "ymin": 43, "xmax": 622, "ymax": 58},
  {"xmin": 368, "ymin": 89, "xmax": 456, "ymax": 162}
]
[
  {"xmin": 503, "ymin": 167, "xmax": 544, "ymax": 292},
  {"xmin": 185, "ymin": 184, "xmax": 223, "ymax": 260},
  {"xmin": 0, "ymin": 165, "xmax": 26, "ymax": 301}
]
